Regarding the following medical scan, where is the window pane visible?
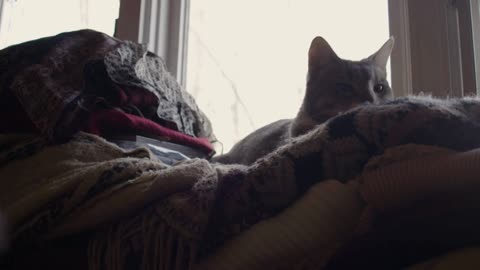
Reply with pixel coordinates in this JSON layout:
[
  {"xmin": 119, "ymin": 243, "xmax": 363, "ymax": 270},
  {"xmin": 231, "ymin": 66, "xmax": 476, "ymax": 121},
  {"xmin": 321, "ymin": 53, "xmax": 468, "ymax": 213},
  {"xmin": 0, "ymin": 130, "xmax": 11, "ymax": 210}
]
[
  {"xmin": 186, "ymin": 0, "xmax": 390, "ymax": 153},
  {"xmin": 0, "ymin": 0, "xmax": 119, "ymax": 49}
]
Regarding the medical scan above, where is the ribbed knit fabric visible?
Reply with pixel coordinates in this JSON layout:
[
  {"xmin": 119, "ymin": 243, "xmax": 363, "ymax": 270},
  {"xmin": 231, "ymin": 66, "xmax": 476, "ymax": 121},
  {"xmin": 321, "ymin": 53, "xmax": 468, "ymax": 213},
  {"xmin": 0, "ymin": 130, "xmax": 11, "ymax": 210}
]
[{"xmin": 360, "ymin": 148, "xmax": 480, "ymax": 212}]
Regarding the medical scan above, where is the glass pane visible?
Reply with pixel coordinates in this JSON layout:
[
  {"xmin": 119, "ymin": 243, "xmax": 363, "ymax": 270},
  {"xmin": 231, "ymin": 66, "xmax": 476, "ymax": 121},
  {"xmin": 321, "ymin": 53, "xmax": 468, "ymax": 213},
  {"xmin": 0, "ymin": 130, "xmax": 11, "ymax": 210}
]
[
  {"xmin": 186, "ymin": 0, "xmax": 390, "ymax": 153},
  {"xmin": 0, "ymin": 0, "xmax": 119, "ymax": 49}
]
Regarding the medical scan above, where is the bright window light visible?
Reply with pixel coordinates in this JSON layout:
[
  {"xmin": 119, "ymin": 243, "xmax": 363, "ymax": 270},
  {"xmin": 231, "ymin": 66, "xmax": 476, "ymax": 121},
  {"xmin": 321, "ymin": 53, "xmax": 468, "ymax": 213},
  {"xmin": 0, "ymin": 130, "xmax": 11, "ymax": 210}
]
[
  {"xmin": 186, "ymin": 0, "xmax": 390, "ymax": 153},
  {"xmin": 0, "ymin": 0, "xmax": 119, "ymax": 49}
]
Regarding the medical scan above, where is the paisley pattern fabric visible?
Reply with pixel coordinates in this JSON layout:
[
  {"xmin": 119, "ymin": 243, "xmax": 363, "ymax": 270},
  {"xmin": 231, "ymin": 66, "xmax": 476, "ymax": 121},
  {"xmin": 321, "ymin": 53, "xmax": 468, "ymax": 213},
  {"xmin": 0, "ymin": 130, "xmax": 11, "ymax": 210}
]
[
  {"xmin": 4, "ymin": 96, "xmax": 480, "ymax": 269},
  {"xmin": 0, "ymin": 29, "xmax": 214, "ymax": 142}
]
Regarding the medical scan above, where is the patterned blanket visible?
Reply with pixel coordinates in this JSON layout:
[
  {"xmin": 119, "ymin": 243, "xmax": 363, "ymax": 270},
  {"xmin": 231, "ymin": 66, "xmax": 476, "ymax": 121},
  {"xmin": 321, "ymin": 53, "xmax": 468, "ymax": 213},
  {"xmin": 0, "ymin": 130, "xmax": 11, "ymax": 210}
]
[
  {"xmin": 0, "ymin": 29, "xmax": 215, "ymax": 143},
  {"xmin": 3, "ymin": 96, "xmax": 480, "ymax": 269}
]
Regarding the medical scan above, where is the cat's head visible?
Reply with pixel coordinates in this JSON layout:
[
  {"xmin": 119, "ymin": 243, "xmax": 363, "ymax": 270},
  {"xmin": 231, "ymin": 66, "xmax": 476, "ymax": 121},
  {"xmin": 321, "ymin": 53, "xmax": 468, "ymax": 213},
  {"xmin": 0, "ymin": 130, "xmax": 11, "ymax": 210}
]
[{"xmin": 292, "ymin": 36, "xmax": 394, "ymax": 136}]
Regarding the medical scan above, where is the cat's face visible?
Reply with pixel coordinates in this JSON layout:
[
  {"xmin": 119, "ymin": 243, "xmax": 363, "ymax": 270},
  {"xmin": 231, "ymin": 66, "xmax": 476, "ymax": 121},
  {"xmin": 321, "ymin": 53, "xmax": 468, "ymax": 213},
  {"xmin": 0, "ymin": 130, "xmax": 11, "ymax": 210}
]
[{"xmin": 302, "ymin": 36, "xmax": 394, "ymax": 124}]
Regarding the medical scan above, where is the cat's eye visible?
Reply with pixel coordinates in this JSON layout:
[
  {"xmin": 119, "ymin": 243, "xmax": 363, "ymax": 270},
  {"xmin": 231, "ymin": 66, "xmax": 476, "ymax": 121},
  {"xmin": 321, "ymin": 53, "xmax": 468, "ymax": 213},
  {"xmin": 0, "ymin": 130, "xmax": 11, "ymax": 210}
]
[{"xmin": 374, "ymin": 83, "xmax": 385, "ymax": 94}]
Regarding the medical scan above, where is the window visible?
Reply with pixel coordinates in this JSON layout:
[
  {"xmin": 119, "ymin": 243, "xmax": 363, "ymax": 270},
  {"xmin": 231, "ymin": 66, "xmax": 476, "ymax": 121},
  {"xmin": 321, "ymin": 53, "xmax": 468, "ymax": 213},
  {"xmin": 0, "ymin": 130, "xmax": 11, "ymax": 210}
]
[
  {"xmin": 391, "ymin": 0, "xmax": 480, "ymax": 97},
  {"xmin": 185, "ymin": 0, "xmax": 390, "ymax": 152},
  {"xmin": 6, "ymin": 0, "xmax": 478, "ymax": 153},
  {"xmin": 0, "ymin": 0, "xmax": 119, "ymax": 49}
]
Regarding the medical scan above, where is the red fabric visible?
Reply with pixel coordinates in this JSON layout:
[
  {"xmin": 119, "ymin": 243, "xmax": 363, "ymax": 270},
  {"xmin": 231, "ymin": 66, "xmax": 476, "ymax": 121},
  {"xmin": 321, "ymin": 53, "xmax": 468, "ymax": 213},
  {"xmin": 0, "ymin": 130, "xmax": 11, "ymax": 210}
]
[
  {"xmin": 0, "ymin": 30, "xmax": 212, "ymax": 154},
  {"xmin": 82, "ymin": 109, "xmax": 214, "ymax": 155},
  {"xmin": 0, "ymin": 87, "xmax": 213, "ymax": 155},
  {"xmin": 116, "ymin": 87, "xmax": 159, "ymax": 107}
]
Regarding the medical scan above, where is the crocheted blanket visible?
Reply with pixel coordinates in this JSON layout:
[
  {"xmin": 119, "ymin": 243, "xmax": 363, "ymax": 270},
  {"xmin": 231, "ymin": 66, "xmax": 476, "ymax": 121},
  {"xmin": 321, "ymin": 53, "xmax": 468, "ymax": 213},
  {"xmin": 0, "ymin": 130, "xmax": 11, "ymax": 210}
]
[{"xmin": 3, "ymin": 96, "xmax": 480, "ymax": 270}]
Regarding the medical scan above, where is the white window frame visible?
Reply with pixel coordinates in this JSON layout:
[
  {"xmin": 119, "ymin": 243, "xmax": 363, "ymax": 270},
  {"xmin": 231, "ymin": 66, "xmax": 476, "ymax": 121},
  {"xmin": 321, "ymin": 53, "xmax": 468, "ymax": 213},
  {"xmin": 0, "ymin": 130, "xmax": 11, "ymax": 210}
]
[{"xmin": 115, "ymin": 0, "xmax": 189, "ymax": 86}]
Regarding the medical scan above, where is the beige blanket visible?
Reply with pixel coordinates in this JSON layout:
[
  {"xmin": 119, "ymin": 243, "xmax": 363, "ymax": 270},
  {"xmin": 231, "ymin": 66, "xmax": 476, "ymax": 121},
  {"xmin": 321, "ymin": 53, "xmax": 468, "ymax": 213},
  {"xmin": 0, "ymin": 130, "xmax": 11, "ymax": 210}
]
[{"xmin": 198, "ymin": 145, "xmax": 480, "ymax": 269}]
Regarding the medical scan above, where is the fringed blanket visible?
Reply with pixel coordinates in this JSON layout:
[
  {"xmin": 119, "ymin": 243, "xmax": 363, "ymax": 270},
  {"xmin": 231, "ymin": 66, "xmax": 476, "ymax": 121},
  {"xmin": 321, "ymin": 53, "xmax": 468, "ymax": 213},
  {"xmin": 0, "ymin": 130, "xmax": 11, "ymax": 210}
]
[{"xmin": 3, "ymin": 96, "xmax": 480, "ymax": 269}]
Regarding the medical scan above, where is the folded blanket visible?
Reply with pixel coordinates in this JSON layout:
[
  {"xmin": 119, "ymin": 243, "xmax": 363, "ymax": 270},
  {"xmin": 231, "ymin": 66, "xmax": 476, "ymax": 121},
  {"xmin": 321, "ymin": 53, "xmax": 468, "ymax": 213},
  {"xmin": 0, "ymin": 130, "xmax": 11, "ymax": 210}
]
[
  {"xmin": 195, "ymin": 180, "xmax": 364, "ymax": 270},
  {"xmin": 407, "ymin": 247, "xmax": 480, "ymax": 270},
  {"xmin": 83, "ymin": 109, "xmax": 213, "ymax": 155},
  {"xmin": 0, "ymin": 30, "xmax": 215, "ymax": 154},
  {"xmin": 199, "ymin": 144, "xmax": 480, "ymax": 269},
  {"xmin": 324, "ymin": 144, "xmax": 480, "ymax": 269}
]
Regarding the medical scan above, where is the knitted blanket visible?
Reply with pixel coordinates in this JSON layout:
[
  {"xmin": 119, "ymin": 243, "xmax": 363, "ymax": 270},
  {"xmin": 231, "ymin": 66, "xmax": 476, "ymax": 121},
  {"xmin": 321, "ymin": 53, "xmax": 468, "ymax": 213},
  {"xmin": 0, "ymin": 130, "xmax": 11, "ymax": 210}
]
[{"xmin": 3, "ymin": 96, "xmax": 480, "ymax": 269}]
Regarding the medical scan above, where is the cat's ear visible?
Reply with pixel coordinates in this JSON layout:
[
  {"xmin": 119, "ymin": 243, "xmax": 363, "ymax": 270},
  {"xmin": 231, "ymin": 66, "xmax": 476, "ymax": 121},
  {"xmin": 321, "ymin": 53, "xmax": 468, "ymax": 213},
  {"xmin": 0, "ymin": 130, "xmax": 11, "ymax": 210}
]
[
  {"xmin": 369, "ymin": 37, "xmax": 395, "ymax": 69},
  {"xmin": 308, "ymin": 36, "xmax": 339, "ymax": 68}
]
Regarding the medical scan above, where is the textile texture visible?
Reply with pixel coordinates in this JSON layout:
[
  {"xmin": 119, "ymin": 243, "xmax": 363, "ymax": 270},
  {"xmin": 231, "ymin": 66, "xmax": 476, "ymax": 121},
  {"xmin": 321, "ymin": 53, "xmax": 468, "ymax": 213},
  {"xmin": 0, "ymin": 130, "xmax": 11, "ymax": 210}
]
[
  {"xmin": 3, "ymin": 96, "xmax": 480, "ymax": 269},
  {"xmin": 0, "ymin": 30, "xmax": 215, "ymax": 154}
]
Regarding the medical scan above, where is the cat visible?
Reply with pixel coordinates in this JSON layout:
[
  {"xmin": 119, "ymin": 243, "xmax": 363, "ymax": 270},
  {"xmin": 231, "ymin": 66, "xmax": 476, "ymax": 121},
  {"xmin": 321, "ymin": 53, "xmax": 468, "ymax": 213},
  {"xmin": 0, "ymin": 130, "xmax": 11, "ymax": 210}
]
[{"xmin": 212, "ymin": 36, "xmax": 395, "ymax": 165}]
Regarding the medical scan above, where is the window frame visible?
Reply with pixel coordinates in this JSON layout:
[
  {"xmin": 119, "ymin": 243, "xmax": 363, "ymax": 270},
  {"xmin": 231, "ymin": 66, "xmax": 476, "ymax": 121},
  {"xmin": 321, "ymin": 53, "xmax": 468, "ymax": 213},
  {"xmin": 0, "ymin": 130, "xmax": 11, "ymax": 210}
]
[
  {"xmin": 389, "ymin": 0, "xmax": 413, "ymax": 96},
  {"xmin": 469, "ymin": 0, "xmax": 480, "ymax": 94},
  {"xmin": 2, "ymin": 1, "xmax": 478, "ymax": 97},
  {"xmin": 115, "ymin": 0, "xmax": 189, "ymax": 86},
  {"xmin": 0, "ymin": 0, "xmax": 4, "ymax": 32},
  {"xmin": 390, "ymin": 0, "xmax": 480, "ymax": 97}
]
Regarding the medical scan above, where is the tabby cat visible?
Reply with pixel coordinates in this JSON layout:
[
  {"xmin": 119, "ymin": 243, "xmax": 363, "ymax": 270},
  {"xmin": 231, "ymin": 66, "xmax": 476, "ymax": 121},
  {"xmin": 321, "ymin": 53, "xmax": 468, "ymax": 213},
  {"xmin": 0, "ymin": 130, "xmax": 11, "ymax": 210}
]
[{"xmin": 212, "ymin": 36, "xmax": 395, "ymax": 165}]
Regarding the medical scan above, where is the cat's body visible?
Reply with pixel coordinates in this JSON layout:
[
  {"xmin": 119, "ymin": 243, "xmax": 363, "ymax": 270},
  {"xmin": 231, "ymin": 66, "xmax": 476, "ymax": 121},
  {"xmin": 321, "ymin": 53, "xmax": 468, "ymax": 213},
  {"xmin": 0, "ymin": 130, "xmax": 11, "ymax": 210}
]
[
  {"xmin": 213, "ymin": 119, "xmax": 291, "ymax": 165},
  {"xmin": 213, "ymin": 36, "xmax": 395, "ymax": 165}
]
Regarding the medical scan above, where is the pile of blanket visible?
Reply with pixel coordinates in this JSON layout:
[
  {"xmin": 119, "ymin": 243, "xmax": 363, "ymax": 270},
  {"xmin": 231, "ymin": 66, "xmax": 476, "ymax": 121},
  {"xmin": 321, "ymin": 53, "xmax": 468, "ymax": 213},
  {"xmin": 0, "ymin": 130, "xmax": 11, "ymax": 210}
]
[
  {"xmin": 0, "ymin": 29, "xmax": 215, "ymax": 156},
  {"xmin": 3, "ymin": 30, "xmax": 480, "ymax": 270},
  {"xmin": 2, "ymin": 96, "xmax": 480, "ymax": 269}
]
